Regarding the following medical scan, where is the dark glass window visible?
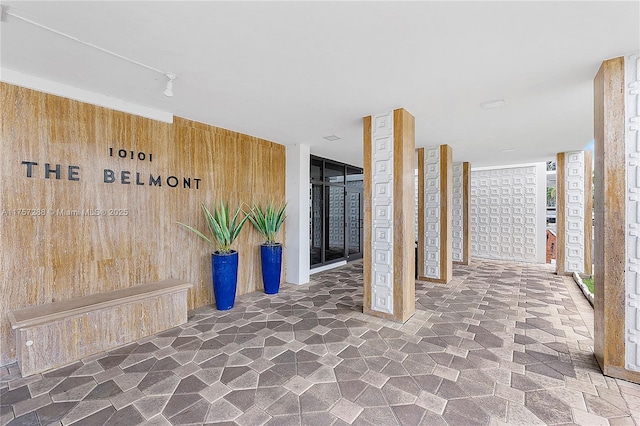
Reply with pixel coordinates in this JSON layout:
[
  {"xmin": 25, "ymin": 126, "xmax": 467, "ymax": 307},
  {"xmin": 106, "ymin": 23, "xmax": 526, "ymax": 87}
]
[
  {"xmin": 324, "ymin": 162, "xmax": 344, "ymax": 184},
  {"xmin": 347, "ymin": 167, "xmax": 364, "ymax": 188},
  {"xmin": 311, "ymin": 158, "xmax": 323, "ymax": 181}
]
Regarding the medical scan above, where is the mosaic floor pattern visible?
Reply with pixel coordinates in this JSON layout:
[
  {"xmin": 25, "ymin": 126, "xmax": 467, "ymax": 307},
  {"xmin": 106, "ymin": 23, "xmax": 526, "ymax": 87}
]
[{"xmin": 2, "ymin": 259, "xmax": 640, "ymax": 425}]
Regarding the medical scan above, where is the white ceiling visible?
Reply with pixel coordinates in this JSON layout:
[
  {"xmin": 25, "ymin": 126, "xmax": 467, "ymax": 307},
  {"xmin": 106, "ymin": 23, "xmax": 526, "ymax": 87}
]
[{"xmin": 1, "ymin": 1, "xmax": 638, "ymax": 168}]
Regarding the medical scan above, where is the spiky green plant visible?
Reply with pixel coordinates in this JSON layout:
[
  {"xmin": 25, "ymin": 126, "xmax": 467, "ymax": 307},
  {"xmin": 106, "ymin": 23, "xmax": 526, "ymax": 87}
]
[
  {"xmin": 178, "ymin": 201, "xmax": 249, "ymax": 254},
  {"xmin": 248, "ymin": 201, "xmax": 287, "ymax": 245}
]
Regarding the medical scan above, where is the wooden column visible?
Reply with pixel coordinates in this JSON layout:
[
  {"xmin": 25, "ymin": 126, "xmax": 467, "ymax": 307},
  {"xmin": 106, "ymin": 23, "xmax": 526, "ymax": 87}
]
[
  {"xmin": 417, "ymin": 145, "xmax": 453, "ymax": 283},
  {"xmin": 462, "ymin": 162, "xmax": 471, "ymax": 265},
  {"xmin": 593, "ymin": 56, "xmax": 640, "ymax": 383},
  {"xmin": 363, "ymin": 109, "xmax": 415, "ymax": 323}
]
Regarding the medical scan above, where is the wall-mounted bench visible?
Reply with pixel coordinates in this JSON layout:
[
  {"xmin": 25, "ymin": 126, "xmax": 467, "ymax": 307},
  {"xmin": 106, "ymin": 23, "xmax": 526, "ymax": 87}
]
[{"xmin": 8, "ymin": 279, "xmax": 192, "ymax": 377}]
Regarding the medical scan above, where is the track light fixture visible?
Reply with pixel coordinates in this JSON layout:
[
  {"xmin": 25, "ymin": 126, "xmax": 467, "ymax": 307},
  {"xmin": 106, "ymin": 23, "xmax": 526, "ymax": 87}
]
[
  {"xmin": 2, "ymin": 5, "xmax": 178, "ymax": 97},
  {"xmin": 163, "ymin": 73, "xmax": 176, "ymax": 97}
]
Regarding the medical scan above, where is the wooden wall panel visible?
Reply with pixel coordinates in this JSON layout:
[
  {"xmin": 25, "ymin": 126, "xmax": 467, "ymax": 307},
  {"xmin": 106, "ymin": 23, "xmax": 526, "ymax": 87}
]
[
  {"xmin": 439, "ymin": 144, "xmax": 453, "ymax": 284},
  {"xmin": 362, "ymin": 115, "xmax": 373, "ymax": 319},
  {"xmin": 393, "ymin": 109, "xmax": 416, "ymax": 323},
  {"xmin": 0, "ymin": 83, "xmax": 286, "ymax": 365},
  {"xmin": 462, "ymin": 162, "xmax": 471, "ymax": 265},
  {"xmin": 556, "ymin": 152, "xmax": 566, "ymax": 274}
]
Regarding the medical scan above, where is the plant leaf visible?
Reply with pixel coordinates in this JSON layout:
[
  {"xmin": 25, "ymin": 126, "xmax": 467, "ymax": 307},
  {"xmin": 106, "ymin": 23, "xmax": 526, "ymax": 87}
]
[{"xmin": 178, "ymin": 200, "xmax": 249, "ymax": 253}]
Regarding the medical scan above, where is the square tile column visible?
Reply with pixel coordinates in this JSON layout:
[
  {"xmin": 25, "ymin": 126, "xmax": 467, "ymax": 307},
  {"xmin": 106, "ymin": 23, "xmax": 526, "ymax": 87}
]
[
  {"xmin": 594, "ymin": 54, "xmax": 640, "ymax": 383},
  {"xmin": 363, "ymin": 109, "xmax": 415, "ymax": 323},
  {"xmin": 417, "ymin": 145, "xmax": 453, "ymax": 283},
  {"xmin": 555, "ymin": 150, "xmax": 593, "ymax": 275},
  {"xmin": 452, "ymin": 162, "xmax": 471, "ymax": 265}
]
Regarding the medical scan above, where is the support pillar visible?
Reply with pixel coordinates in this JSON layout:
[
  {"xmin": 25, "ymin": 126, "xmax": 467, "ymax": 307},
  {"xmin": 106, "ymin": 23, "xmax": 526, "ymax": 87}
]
[
  {"xmin": 556, "ymin": 151, "xmax": 593, "ymax": 275},
  {"xmin": 417, "ymin": 145, "xmax": 453, "ymax": 283},
  {"xmin": 285, "ymin": 144, "xmax": 310, "ymax": 285},
  {"xmin": 452, "ymin": 161, "xmax": 471, "ymax": 265},
  {"xmin": 594, "ymin": 54, "xmax": 640, "ymax": 383},
  {"xmin": 363, "ymin": 109, "xmax": 415, "ymax": 322}
]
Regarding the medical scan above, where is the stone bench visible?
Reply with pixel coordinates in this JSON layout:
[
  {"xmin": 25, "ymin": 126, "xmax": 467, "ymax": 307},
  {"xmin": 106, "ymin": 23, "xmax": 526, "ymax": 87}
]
[{"xmin": 8, "ymin": 279, "xmax": 192, "ymax": 377}]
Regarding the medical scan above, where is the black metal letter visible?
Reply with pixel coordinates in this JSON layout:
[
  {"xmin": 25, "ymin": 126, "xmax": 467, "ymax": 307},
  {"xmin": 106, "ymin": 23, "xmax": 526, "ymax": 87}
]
[
  {"xmin": 68, "ymin": 166, "xmax": 80, "ymax": 181},
  {"xmin": 21, "ymin": 161, "xmax": 37, "ymax": 178},
  {"xmin": 45, "ymin": 163, "xmax": 61, "ymax": 179},
  {"xmin": 166, "ymin": 176, "xmax": 179, "ymax": 188},
  {"xmin": 104, "ymin": 169, "xmax": 115, "ymax": 183}
]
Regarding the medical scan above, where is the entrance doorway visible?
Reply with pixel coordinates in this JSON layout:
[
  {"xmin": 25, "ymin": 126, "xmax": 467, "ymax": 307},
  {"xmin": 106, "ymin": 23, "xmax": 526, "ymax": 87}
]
[{"xmin": 310, "ymin": 156, "xmax": 363, "ymax": 268}]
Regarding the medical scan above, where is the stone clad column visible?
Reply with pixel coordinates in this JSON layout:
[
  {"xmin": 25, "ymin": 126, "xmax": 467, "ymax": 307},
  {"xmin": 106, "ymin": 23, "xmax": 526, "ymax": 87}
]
[
  {"xmin": 593, "ymin": 54, "xmax": 640, "ymax": 383},
  {"xmin": 555, "ymin": 151, "xmax": 593, "ymax": 276},
  {"xmin": 452, "ymin": 162, "xmax": 471, "ymax": 265},
  {"xmin": 417, "ymin": 145, "xmax": 453, "ymax": 283},
  {"xmin": 363, "ymin": 109, "xmax": 415, "ymax": 323}
]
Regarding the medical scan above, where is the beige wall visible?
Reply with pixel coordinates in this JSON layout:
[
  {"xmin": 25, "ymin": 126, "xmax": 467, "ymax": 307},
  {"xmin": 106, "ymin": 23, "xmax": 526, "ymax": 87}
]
[{"xmin": 0, "ymin": 83, "xmax": 286, "ymax": 364}]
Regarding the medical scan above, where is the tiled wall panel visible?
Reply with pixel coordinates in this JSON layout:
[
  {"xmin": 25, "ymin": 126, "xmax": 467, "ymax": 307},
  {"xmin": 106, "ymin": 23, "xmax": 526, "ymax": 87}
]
[
  {"xmin": 423, "ymin": 148, "xmax": 441, "ymax": 278},
  {"xmin": 471, "ymin": 166, "xmax": 538, "ymax": 262},
  {"xmin": 564, "ymin": 151, "xmax": 585, "ymax": 273},
  {"xmin": 370, "ymin": 112, "xmax": 394, "ymax": 314},
  {"xmin": 626, "ymin": 54, "xmax": 640, "ymax": 372},
  {"xmin": 452, "ymin": 162, "xmax": 464, "ymax": 262}
]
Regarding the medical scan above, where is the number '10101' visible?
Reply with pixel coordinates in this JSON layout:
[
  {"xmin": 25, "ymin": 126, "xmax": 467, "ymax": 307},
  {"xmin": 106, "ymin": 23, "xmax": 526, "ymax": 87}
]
[{"xmin": 109, "ymin": 148, "xmax": 152, "ymax": 162}]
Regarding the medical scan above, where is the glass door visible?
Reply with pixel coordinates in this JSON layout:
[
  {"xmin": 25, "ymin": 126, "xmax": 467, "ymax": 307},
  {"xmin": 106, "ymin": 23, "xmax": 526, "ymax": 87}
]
[{"xmin": 309, "ymin": 156, "xmax": 364, "ymax": 269}]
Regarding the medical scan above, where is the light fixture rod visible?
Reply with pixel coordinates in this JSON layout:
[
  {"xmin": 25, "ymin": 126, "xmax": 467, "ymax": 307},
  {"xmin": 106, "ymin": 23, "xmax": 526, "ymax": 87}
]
[{"xmin": 5, "ymin": 8, "xmax": 174, "ymax": 78}]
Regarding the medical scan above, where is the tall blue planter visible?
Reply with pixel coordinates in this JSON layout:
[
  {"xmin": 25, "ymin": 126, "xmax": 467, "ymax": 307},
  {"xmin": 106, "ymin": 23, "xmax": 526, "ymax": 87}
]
[
  {"xmin": 261, "ymin": 244, "xmax": 282, "ymax": 295},
  {"xmin": 211, "ymin": 251, "xmax": 238, "ymax": 310}
]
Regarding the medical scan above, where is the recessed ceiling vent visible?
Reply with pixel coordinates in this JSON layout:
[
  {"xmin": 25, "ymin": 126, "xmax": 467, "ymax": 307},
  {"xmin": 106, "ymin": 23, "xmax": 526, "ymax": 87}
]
[
  {"xmin": 481, "ymin": 99, "xmax": 505, "ymax": 109},
  {"xmin": 323, "ymin": 135, "xmax": 341, "ymax": 141}
]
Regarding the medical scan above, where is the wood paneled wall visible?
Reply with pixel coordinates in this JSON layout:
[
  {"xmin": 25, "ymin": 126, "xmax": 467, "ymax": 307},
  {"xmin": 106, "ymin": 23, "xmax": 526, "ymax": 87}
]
[{"xmin": 0, "ymin": 83, "xmax": 286, "ymax": 365}]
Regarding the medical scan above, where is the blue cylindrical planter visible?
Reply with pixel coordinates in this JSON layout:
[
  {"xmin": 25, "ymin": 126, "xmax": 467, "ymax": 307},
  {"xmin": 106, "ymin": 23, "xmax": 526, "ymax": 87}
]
[
  {"xmin": 261, "ymin": 244, "xmax": 282, "ymax": 295},
  {"xmin": 211, "ymin": 251, "xmax": 238, "ymax": 310}
]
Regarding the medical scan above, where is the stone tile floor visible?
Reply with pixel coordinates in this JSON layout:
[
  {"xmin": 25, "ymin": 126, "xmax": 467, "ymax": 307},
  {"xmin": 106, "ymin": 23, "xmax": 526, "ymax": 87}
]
[{"xmin": 2, "ymin": 259, "xmax": 640, "ymax": 425}]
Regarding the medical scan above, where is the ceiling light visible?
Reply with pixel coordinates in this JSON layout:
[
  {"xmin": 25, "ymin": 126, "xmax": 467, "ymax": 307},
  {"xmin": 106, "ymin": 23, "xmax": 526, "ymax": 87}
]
[
  {"xmin": 481, "ymin": 99, "xmax": 505, "ymax": 109},
  {"xmin": 501, "ymin": 149, "xmax": 515, "ymax": 153},
  {"xmin": 163, "ymin": 73, "xmax": 176, "ymax": 97},
  {"xmin": 323, "ymin": 135, "xmax": 341, "ymax": 141}
]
